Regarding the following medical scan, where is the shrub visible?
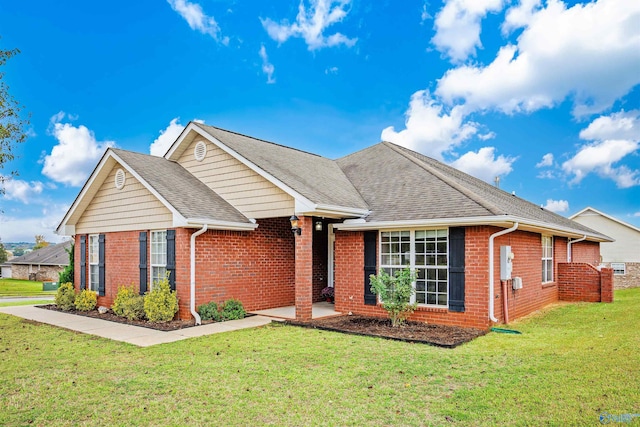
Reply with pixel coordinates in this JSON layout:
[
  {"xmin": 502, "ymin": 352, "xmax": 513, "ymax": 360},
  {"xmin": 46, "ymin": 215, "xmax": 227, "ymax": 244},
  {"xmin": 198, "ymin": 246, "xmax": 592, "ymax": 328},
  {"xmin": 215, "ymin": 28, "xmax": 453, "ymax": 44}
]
[
  {"xmin": 144, "ymin": 276, "xmax": 178, "ymax": 323},
  {"xmin": 220, "ymin": 299, "xmax": 246, "ymax": 321},
  {"xmin": 58, "ymin": 243, "xmax": 74, "ymax": 284},
  {"xmin": 369, "ymin": 267, "xmax": 417, "ymax": 327},
  {"xmin": 112, "ymin": 284, "xmax": 145, "ymax": 321},
  {"xmin": 320, "ymin": 286, "xmax": 335, "ymax": 300},
  {"xmin": 197, "ymin": 301, "xmax": 221, "ymax": 321},
  {"xmin": 54, "ymin": 282, "xmax": 76, "ymax": 311},
  {"xmin": 75, "ymin": 289, "xmax": 97, "ymax": 311}
]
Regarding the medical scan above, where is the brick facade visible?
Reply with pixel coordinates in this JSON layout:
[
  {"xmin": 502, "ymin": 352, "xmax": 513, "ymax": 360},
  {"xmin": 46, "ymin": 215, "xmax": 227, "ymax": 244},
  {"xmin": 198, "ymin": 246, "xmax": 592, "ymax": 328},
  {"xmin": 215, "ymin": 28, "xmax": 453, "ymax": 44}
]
[
  {"xmin": 10, "ymin": 264, "xmax": 64, "ymax": 282},
  {"xmin": 334, "ymin": 226, "xmax": 606, "ymax": 329},
  {"xmin": 557, "ymin": 264, "xmax": 614, "ymax": 302},
  {"xmin": 570, "ymin": 240, "xmax": 601, "ymax": 264},
  {"xmin": 603, "ymin": 262, "xmax": 640, "ymax": 289}
]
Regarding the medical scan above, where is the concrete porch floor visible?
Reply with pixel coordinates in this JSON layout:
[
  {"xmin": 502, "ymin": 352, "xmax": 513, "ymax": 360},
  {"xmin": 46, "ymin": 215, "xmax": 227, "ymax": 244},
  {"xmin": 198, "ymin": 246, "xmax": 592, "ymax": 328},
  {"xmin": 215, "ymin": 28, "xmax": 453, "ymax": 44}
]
[{"xmin": 250, "ymin": 301, "xmax": 341, "ymax": 320}]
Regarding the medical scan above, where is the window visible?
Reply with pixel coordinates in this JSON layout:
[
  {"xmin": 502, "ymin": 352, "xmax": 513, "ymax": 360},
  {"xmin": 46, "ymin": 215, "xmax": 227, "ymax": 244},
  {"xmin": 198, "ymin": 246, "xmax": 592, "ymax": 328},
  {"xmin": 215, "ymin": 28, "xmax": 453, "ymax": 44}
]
[
  {"xmin": 88, "ymin": 235, "xmax": 99, "ymax": 292},
  {"xmin": 611, "ymin": 263, "xmax": 626, "ymax": 275},
  {"xmin": 542, "ymin": 235, "xmax": 553, "ymax": 283},
  {"xmin": 380, "ymin": 229, "xmax": 448, "ymax": 307},
  {"xmin": 151, "ymin": 230, "xmax": 167, "ymax": 287}
]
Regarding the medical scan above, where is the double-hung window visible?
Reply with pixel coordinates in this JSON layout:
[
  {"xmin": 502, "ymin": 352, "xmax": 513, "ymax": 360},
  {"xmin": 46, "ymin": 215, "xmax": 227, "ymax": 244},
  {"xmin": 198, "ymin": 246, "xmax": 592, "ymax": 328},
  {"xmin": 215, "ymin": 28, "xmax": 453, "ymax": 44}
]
[
  {"xmin": 150, "ymin": 230, "xmax": 167, "ymax": 287},
  {"xmin": 542, "ymin": 235, "xmax": 553, "ymax": 283},
  {"xmin": 88, "ymin": 235, "xmax": 99, "ymax": 292},
  {"xmin": 611, "ymin": 263, "xmax": 626, "ymax": 275},
  {"xmin": 380, "ymin": 229, "xmax": 449, "ymax": 307}
]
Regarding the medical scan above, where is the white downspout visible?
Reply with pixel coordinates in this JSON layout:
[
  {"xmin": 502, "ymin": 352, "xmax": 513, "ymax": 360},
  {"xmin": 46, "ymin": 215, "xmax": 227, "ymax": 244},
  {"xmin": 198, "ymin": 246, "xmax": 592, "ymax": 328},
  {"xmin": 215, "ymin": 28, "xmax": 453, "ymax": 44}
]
[
  {"xmin": 567, "ymin": 235, "xmax": 587, "ymax": 262},
  {"xmin": 190, "ymin": 224, "xmax": 208, "ymax": 325},
  {"xmin": 489, "ymin": 222, "xmax": 519, "ymax": 323}
]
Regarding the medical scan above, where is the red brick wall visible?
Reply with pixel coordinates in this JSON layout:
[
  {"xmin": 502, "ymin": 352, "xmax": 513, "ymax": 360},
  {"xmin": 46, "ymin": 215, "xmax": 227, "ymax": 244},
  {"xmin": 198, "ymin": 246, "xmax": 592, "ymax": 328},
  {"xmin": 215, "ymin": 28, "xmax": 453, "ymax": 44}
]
[
  {"xmin": 558, "ymin": 263, "xmax": 613, "ymax": 303},
  {"xmin": 570, "ymin": 240, "xmax": 600, "ymax": 264},
  {"xmin": 294, "ymin": 216, "xmax": 314, "ymax": 321},
  {"xmin": 75, "ymin": 217, "xmax": 296, "ymax": 320},
  {"xmin": 333, "ymin": 227, "xmax": 575, "ymax": 329}
]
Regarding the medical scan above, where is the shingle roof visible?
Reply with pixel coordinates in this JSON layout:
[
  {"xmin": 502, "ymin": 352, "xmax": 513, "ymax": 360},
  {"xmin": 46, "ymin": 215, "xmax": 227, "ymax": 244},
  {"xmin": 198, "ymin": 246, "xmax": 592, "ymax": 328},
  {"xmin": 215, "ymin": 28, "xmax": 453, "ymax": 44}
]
[
  {"xmin": 195, "ymin": 123, "xmax": 369, "ymax": 210},
  {"xmin": 112, "ymin": 149, "xmax": 251, "ymax": 224},
  {"xmin": 8, "ymin": 240, "xmax": 72, "ymax": 266},
  {"xmin": 338, "ymin": 142, "xmax": 609, "ymax": 239}
]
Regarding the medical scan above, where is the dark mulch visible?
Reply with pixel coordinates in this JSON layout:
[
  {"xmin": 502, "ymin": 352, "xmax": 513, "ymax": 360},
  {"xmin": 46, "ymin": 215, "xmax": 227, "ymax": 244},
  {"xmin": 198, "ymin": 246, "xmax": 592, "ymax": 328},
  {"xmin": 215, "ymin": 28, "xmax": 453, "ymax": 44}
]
[
  {"xmin": 286, "ymin": 315, "xmax": 487, "ymax": 348},
  {"xmin": 37, "ymin": 304, "xmax": 199, "ymax": 331}
]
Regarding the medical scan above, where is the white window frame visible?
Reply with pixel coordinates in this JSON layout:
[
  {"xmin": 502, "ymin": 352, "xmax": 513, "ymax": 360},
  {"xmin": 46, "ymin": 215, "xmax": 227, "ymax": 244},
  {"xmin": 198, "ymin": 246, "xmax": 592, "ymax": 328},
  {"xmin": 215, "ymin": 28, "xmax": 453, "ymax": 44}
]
[
  {"xmin": 542, "ymin": 235, "xmax": 553, "ymax": 283},
  {"xmin": 150, "ymin": 230, "xmax": 167, "ymax": 288},
  {"xmin": 379, "ymin": 229, "xmax": 449, "ymax": 308},
  {"xmin": 88, "ymin": 234, "xmax": 99, "ymax": 292},
  {"xmin": 611, "ymin": 262, "xmax": 626, "ymax": 275}
]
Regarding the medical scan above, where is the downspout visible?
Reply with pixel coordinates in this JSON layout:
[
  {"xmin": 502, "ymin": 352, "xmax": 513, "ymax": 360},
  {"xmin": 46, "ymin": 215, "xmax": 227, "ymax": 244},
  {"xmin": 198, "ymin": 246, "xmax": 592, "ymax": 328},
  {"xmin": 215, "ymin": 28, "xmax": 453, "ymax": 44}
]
[
  {"xmin": 567, "ymin": 235, "xmax": 587, "ymax": 262},
  {"xmin": 489, "ymin": 222, "xmax": 519, "ymax": 323},
  {"xmin": 190, "ymin": 224, "xmax": 208, "ymax": 325}
]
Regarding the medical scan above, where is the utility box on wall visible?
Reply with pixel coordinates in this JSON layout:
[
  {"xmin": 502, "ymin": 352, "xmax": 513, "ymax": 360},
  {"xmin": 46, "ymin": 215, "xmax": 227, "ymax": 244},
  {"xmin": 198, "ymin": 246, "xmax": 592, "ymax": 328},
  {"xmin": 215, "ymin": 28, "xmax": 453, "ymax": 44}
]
[{"xmin": 500, "ymin": 245, "xmax": 514, "ymax": 280}]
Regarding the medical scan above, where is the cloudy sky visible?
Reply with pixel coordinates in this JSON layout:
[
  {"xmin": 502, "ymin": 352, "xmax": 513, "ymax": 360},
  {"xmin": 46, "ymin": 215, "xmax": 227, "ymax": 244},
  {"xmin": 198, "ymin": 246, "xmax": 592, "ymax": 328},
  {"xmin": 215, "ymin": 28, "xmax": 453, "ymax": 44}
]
[{"xmin": 0, "ymin": 0, "xmax": 639, "ymax": 243}]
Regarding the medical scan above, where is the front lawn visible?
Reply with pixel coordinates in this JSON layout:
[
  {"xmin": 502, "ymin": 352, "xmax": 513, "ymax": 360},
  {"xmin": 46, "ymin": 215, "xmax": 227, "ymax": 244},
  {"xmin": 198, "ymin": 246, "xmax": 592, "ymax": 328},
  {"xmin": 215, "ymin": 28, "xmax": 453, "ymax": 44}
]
[
  {"xmin": 0, "ymin": 278, "xmax": 53, "ymax": 297},
  {"xmin": 0, "ymin": 289, "xmax": 638, "ymax": 426}
]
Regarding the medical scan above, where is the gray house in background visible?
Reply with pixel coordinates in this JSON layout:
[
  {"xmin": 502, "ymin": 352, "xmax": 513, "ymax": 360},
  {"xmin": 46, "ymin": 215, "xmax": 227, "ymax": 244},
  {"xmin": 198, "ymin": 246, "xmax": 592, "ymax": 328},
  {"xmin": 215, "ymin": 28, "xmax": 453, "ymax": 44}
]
[{"xmin": 6, "ymin": 241, "xmax": 72, "ymax": 281}]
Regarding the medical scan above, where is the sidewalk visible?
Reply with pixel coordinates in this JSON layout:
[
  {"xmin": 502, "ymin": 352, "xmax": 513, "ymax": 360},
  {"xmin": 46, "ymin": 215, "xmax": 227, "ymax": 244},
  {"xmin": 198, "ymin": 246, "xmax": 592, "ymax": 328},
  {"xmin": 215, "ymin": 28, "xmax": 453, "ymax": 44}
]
[{"xmin": 0, "ymin": 305, "xmax": 274, "ymax": 347}]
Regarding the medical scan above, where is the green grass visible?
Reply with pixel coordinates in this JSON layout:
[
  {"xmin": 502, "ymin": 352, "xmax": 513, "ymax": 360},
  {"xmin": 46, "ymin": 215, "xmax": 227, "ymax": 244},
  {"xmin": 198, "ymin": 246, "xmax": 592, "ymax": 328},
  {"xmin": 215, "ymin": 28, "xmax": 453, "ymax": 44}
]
[
  {"xmin": 1, "ymin": 289, "xmax": 638, "ymax": 426},
  {"xmin": 0, "ymin": 278, "xmax": 54, "ymax": 296}
]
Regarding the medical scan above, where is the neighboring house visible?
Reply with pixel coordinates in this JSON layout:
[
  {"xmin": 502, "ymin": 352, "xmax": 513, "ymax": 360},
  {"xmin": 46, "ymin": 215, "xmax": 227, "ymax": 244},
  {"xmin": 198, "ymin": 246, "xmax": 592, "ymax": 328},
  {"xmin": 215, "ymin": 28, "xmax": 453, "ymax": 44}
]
[
  {"xmin": 56, "ymin": 123, "xmax": 613, "ymax": 329},
  {"xmin": 570, "ymin": 207, "xmax": 640, "ymax": 289},
  {"xmin": 7, "ymin": 240, "xmax": 73, "ymax": 281}
]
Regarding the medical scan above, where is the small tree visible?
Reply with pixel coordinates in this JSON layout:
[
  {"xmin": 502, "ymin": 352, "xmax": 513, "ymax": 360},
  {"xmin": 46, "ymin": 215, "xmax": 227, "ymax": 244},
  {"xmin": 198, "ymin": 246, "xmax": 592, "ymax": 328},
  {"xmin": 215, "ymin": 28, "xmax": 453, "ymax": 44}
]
[
  {"xmin": 0, "ymin": 240, "xmax": 8, "ymax": 263},
  {"xmin": 369, "ymin": 267, "xmax": 417, "ymax": 327},
  {"xmin": 58, "ymin": 243, "xmax": 74, "ymax": 283},
  {"xmin": 33, "ymin": 234, "xmax": 49, "ymax": 250}
]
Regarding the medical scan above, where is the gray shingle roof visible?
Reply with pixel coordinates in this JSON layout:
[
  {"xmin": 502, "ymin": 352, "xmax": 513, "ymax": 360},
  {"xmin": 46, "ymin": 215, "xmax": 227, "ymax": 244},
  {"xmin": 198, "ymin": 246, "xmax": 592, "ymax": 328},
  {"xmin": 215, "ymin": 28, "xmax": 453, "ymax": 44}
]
[
  {"xmin": 195, "ymin": 123, "xmax": 369, "ymax": 210},
  {"xmin": 8, "ymin": 240, "xmax": 72, "ymax": 266},
  {"xmin": 338, "ymin": 142, "xmax": 609, "ymax": 239},
  {"xmin": 112, "ymin": 149, "xmax": 251, "ymax": 224}
]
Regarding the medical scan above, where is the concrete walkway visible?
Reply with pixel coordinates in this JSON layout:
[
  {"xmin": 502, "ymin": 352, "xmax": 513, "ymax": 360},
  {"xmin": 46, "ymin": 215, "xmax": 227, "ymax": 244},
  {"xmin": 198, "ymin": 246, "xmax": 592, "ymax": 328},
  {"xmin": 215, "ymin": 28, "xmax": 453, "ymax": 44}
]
[
  {"xmin": 250, "ymin": 301, "xmax": 341, "ymax": 319},
  {"xmin": 0, "ymin": 305, "xmax": 273, "ymax": 347},
  {"xmin": 0, "ymin": 296, "xmax": 55, "ymax": 303}
]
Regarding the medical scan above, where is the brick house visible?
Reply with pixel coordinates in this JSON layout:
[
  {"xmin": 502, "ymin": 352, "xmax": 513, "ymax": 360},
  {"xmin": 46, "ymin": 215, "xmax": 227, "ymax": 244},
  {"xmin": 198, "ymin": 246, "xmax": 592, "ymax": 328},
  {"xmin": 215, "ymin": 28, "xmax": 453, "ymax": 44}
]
[
  {"xmin": 7, "ymin": 240, "xmax": 72, "ymax": 281},
  {"xmin": 570, "ymin": 207, "xmax": 640, "ymax": 289},
  {"xmin": 56, "ymin": 122, "xmax": 613, "ymax": 329}
]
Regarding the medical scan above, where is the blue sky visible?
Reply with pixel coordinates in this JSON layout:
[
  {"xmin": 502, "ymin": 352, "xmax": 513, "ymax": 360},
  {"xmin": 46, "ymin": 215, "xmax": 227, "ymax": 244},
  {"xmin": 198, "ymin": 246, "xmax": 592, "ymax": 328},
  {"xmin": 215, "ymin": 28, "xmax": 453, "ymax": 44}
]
[{"xmin": 0, "ymin": 0, "xmax": 638, "ymax": 243}]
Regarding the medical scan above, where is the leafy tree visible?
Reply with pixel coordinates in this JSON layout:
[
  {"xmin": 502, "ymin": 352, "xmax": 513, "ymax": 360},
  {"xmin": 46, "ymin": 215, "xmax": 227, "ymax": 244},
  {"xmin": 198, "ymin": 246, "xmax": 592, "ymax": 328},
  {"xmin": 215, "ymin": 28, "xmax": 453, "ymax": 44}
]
[
  {"xmin": 12, "ymin": 247, "xmax": 23, "ymax": 257},
  {"xmin": 0, "ymin": 43, "xmax": 30, "ymax": 185},
  {"xmin": 33, "ymin": 234, "xmax": 49, "ymax": 250},
  {"xmin": 0, "ymin": 240, "xmax": 8, "ymax": 263},
  {"xmin": 369, "ymin": 267, "xmax": 417, "ymax": 327},
  {"xmin": 58, "ymin": 243, "xmax": 74, "ymax": 284}
]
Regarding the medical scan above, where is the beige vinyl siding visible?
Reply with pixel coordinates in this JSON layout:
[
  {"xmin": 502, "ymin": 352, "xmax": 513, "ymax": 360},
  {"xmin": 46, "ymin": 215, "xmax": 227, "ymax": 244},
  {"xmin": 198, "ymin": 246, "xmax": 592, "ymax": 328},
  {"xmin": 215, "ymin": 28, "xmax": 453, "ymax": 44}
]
[
  {"xmin": 573, "ymin": 211, "xmax": 640, "ymax": 263},
  {"xmin": 75, "ymin": 165, "xmax": 173, "ymax": 234},
  {"xmin": 178, "ymin": 138, "xmax": 295, "ymax": 218}
]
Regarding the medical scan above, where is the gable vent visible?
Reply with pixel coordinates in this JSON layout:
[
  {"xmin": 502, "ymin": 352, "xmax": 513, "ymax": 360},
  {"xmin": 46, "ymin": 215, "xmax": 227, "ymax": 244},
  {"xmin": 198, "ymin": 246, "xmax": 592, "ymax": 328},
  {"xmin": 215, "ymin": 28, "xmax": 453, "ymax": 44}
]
[
  {"xmin": 194, "ymin": 141, "xmax": 207, "ymax": 161},
  {"xmin": 114, "ymin": 168, "xmax": 126, "ymax": 189}
]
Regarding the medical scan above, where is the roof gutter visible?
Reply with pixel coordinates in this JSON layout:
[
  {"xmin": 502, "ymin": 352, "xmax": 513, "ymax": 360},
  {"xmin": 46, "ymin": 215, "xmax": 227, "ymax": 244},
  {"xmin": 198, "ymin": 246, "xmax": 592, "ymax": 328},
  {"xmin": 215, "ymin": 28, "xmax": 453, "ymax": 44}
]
[
  {"xmin": 489, "ymin": 222, "xmax": 519, "ymax": 323},
  {"xmin": 190, "ymin": 224, "xmax": 208, "ymax": 325},
  {"xmin": 183, "ymin": 218, "xmax": 258, "ymax": 231},
  {"xmin": 567, "ymin": 235, "xmax": 587, "ymax": 262}
]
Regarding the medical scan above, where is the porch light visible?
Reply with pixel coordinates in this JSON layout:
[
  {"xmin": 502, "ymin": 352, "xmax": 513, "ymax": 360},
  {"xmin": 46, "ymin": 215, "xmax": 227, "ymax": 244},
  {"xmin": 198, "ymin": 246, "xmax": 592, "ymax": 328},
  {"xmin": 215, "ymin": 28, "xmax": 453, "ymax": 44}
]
[
  {"xmin": 289, "ymin": 215, "xmax": 302, "ymax": 235},
  {"xmin": 315, "ymin": 221, "xmax": 323, "ymax": 232}
]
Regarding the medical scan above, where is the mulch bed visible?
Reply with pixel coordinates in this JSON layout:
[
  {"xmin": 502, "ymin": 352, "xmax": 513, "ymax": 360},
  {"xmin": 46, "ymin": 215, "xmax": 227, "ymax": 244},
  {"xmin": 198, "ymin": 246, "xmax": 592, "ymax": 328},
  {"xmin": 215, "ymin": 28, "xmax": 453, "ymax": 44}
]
[
  {"xmin": 286, "ymin": 315, "xmax": 487, "ymax": 348},
  {"xmin": 37, "ymin": 304, "xmax": 199, "ymax": 331}
]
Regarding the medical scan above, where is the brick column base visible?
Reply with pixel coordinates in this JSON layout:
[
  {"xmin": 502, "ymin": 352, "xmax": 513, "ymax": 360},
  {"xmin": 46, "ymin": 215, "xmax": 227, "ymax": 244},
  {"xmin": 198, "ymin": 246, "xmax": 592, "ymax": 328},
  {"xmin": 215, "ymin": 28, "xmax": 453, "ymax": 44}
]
[{"xmin": 295, "ymin": 216, "xmax": 313, "ymax": 321}]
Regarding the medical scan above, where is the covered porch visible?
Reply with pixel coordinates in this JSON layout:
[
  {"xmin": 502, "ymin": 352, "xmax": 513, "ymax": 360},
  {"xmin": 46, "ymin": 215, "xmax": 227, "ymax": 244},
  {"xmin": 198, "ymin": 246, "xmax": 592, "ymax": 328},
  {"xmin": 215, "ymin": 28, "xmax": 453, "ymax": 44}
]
[{"xmin": 250, "ymin": 301, "xmax": 341, "ymax": 320}]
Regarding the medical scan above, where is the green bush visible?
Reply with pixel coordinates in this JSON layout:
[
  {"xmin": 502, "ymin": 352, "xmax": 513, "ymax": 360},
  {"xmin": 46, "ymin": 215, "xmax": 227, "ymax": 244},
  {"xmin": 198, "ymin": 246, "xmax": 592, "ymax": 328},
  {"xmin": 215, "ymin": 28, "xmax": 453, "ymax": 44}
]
[
  {"xmin": 144, "ymin": 276, "xmax": 178, "ymax": 323},
  {"xmin": 369, "ymin": 267, "xmax": 417, "ymax": 327},
  {"xmin": 112, "ymin": 284, "xmax": 145, "ymax": 321},
  {"xmin": 58, "ymin": 243, "xmax": 74, "ymax": 284},
  {"xmin": 197, "ymin": 301, "xmax": 221, "ymax": 321},
  {"xmin": 54, "ymin": 282, "xmax": 76, "ymax": 311},
  {"xmin": 220, "ymin": 299, "xmax": 246, "ymax": 321},
  {"xmin": 75, "ymin": 289, "xmax": 97, "ymax": 311}
]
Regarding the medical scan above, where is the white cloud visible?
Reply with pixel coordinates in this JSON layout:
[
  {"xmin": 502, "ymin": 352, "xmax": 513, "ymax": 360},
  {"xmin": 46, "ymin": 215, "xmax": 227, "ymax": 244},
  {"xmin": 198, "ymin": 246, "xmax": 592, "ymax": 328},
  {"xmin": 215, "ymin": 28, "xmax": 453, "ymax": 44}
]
[
  {"xmin": 536, "ymin": 153, "xmax": 553, "ymax": 168},
  {"xmin": 501, "ymin": 0, "xmax": 541, "ymax": 34},
  {"xmin": 634, "ymin": 212, "xmax": 640, "ymax": 218},
  {"xmin": 42, "ymin": 113, "xmax": 115, "ymax": 187},
  {"xmin": 1, "ymin": 178, "xmax": 44, "ymax": 204},
  {"xmin": 0, "ymin": 204, "xmax": 69, "ymax": 243},
  {"xmin": 436, "ymin": 0, "xmax": 640, "ymax": 117},
  {"xmin": 449, "ymin": 146, "xmax": 516, "ymax": 183},
  {"xmin": 259, "ymin": 45, "xmax": 276, "ymax": 84},
  {"xmin": 478, "ymin": 131, "xmax": 496, "ymax": 141},
  {"xmin": 149, "ymin": 118, "xmax": 204, "ymax": 157},
  {"xmin": 381, "ymin": 90, "xmax": 479, "ymax": 160},
  {"xmin": 563, "ymin": 110, "xmax": 640, "ymax": 188},
  {"xmin": 167, "ymin": 0, "xmax": 229, "ymax": 45},
  {"xmin": 420, "ymin": 2, "xmax": 432, "ymax": 23},
  {"xmin": 431, "ymin": 0, "xmax": 504, "ymax": 63},
  {"xmin": 325, "ymin": 66, "xmax": 339, "ymax": 75},
  {"xmin": 261, "ymin": 0, "xmax": 357, "ymax": 51},
  {"xmin": 543, "ymin": 199, "xmax": 569, "ymax": 213}
]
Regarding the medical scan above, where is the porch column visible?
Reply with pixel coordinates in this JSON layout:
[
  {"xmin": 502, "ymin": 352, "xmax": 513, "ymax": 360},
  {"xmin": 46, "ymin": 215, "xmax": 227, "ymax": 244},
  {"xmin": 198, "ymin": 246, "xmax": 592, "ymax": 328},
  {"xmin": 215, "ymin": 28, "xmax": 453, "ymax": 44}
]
[{"xmin": 295, "ymin": 215, "xmax": 314, "ymax": 321}]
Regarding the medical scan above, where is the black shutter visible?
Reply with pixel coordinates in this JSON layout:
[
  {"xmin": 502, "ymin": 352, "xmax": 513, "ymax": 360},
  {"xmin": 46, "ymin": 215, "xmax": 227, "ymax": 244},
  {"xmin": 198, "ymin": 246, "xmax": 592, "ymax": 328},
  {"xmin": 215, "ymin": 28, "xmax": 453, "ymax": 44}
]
[
  {"xmin": 80, "ymin": 235, "xmax": 87, "ymax": 290},
  {"xmin": 448, "ymin": 227, "xmax": 466, "ymax": 312},
  {"xmin": 166, "ymin": 229, "xmax": 176, "ymax": 291},
  {"xmin": 139, "ymin": 232, "xmax": 148, "ymax": 295},
  {"xmin": 364, "ymin": 231, "xmax": 377, "ymax": 305},
  {"xmin": 98, "ymin": 234, "xmax": 106, "ymax": 296}
]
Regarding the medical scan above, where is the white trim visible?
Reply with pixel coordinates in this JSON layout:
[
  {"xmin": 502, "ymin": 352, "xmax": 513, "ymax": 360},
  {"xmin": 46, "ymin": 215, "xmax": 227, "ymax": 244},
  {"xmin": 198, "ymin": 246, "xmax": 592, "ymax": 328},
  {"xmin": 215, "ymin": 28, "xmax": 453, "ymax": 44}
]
[
  {"xmin": 150, "ymin": 230, "xmax": 168, "ymax": 288},
  {"xmin": 184, "ymin": 218, "xmax": 258, "ymax": 231},
  {"xmin": 327, "ymin": 224, "xmax": 335, "ymax": 287},
  {"xmin": 610, "ymin": 262, "xmax": 626, "ymax": 275},
  {"xmin": 333, "ymin": 214, "xmax": 612, "ymax": 242},
  {"xmin": 570, "ymin": 206, "xmax": 640, "ymax": 235},
  {"xmin": 542, "ymin": 235, "xmax": 554, "ymax": 284}
]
